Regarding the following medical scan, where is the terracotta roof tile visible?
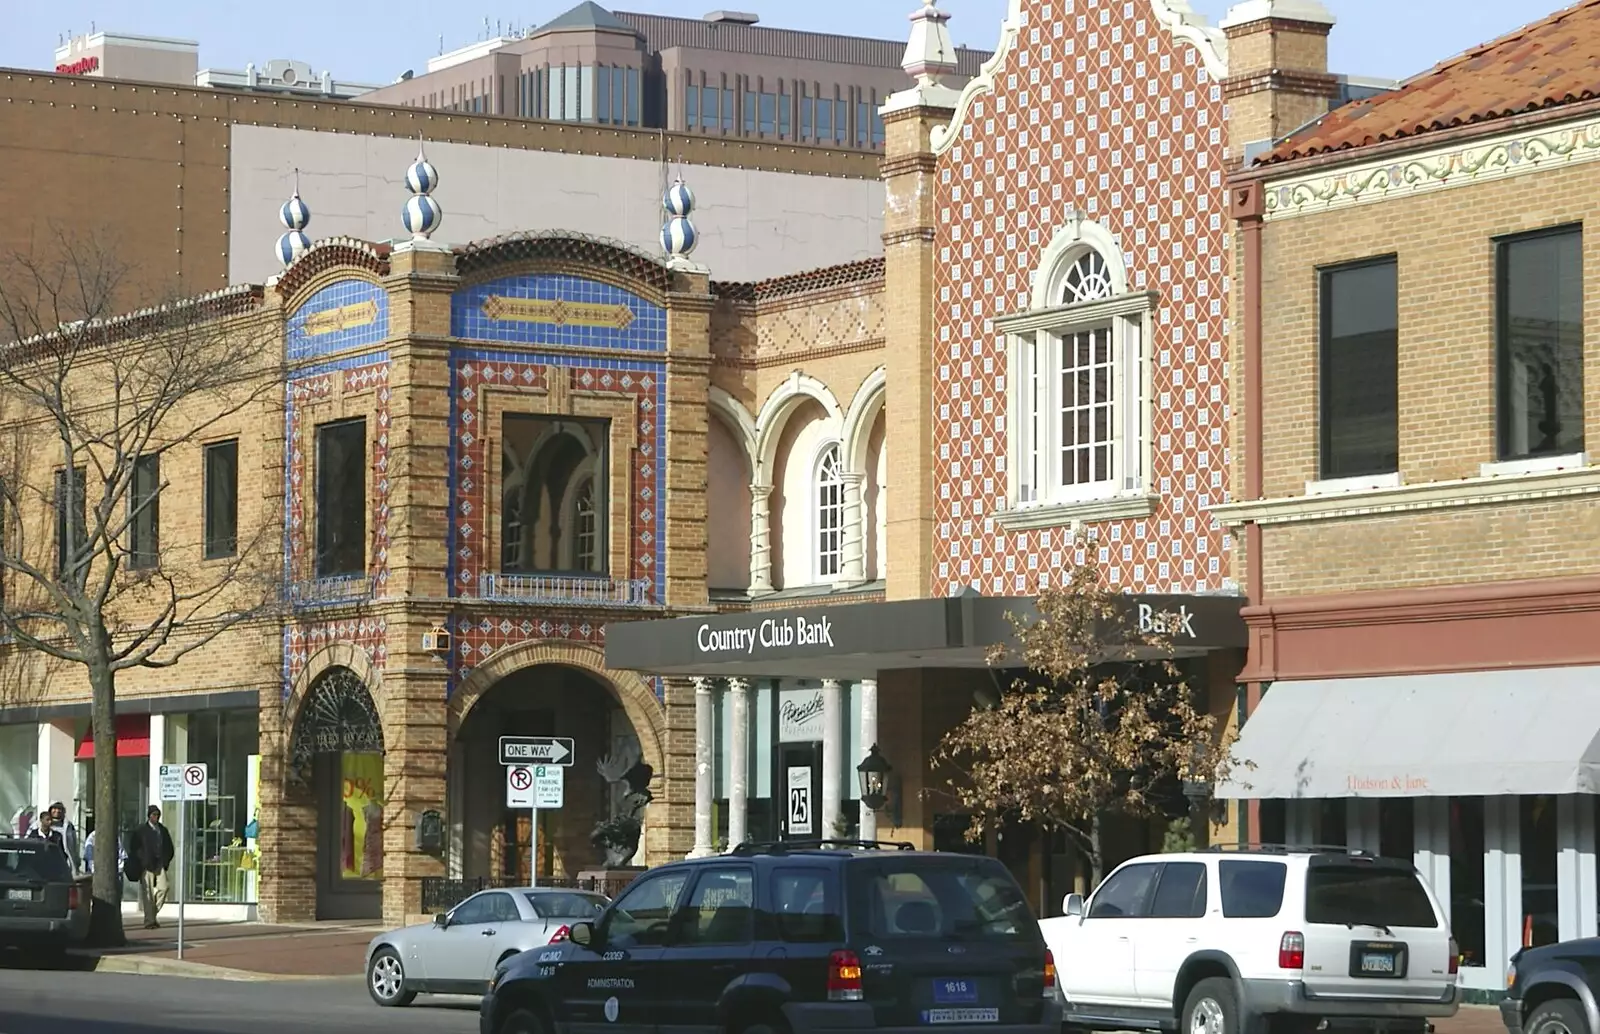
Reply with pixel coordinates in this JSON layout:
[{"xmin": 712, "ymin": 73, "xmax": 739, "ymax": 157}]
[
  {"xmin": 711, "ymin": 257, "xmax": 884, "ymax": 303},
  {"xmin": 1258, "ymin": 0, "xmax": 1600, "ymax": 166}
]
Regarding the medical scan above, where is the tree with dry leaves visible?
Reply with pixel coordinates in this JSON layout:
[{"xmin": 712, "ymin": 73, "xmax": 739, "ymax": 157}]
[
  {"xmin": 935, "ymin": 545, "xmax": 1238, "ymax": 884},
  {"xmin": 0, "ymin": 230, "xmax": 284, "ymax": 945}
]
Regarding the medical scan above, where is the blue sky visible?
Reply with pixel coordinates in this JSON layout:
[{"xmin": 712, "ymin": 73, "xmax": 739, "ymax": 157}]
[{"xmin": 5, "ymin": 1, "xmax": 1539, "ymax": 89}]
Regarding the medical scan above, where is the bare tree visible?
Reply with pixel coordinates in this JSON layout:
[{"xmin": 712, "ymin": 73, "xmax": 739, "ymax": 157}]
[
  {"xmin": 934, "ymin": 542, "xmax": 1243, "ymax": 884},
  {"xmin": 0, "ymin": 230, "xmax": 283, "ymax": 944}
]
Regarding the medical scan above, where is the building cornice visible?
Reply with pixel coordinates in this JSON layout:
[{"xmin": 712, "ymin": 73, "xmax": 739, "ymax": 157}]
[
  {"xmin": 1210, "ymin": 463, "xmax": 1600, "ymax": 526},
  {"xmin": 1257, "ymin": 109, "xmax": 1600, "ymax": 219},
  {"xmin": 992, "ymin": 290, "xmax": 1160, "ymax": 334}
]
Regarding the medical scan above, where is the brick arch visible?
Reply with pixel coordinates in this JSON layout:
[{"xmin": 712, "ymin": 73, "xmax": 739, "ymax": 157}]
[
  {"xmin": 448, "ymin": 639, "xmax": 665, "ymax": 783},
  {"xmin": 283, "ymin": 642, "xmax": 389, "ymax": 747}
]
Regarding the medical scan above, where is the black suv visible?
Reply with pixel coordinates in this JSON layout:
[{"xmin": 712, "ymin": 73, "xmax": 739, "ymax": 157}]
[{"xmin": 480, "ymin": 839, "xmax": 1062, "ymax": 1034}]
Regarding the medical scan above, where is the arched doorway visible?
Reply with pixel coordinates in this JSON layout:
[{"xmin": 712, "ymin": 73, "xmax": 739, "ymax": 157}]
[
  {"xmin": 452, "ymin": 663, "xmax": 658, "ymax": 883},
  {"xmin": 288, "ymin": 666, "xmax": 385, "ymax": 920}
]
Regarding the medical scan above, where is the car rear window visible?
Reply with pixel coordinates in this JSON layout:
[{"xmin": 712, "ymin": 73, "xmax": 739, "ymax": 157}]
[
  {"xmin": 524, "ymin": 892, "xmax": 608, "ymax": 919},
  {"xmin": 852, "ymin": 859, "xmax": 1034, "ymax": 940},
  {"xmin": 1305, "ymin": 864, "xmax": 1438, "ymax": 929},
  {"xmin": 1219, "ymin": 860, "xmax": 1287, "ymax": 918},
  {"xmin": 772, "ymin": 866, "xmax": 844, "ymax": 943},
  {"xmin": 0, "ymin": 845, "xmax": 70, "ymax": 882}
]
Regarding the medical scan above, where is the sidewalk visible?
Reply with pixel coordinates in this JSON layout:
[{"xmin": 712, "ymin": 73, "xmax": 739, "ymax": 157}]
[{"xmin": 74, "ymin": 919, "xmax": 379, "ymax": 980}]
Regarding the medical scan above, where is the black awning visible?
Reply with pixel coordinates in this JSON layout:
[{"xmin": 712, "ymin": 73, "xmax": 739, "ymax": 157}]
[{"xmin": 603, "ymin": 592, "xmax": 1246, "ymax": 679}]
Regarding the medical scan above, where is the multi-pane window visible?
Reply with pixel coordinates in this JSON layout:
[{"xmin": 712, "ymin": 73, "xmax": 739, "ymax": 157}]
[
  {"xmin": 777, "ymin": 83, "xmax": 791, "ymax": 138},
  {"xmin": 501, "ymin": 415, "xmax": 609, "ymax": 575},
  {"xmin": 816, "ymin": 93, "xmax": 832, "ymax": 141},
  {"xmin": 743, "ymin": 87, "xmax": 757, "ymax": 134},
  {"xmin": 1496, "ymin": 225, "xmax": 1583, "ymax": 462},
  {"xmin": 1008, "ymin": 247, "xmax": 1146, "ymax": 511},
  {"xmin": 204, "ymin": 440, "xmax": 239, "ymax": 560},
  {"xmin": 128, "ymin": 453, "xmax": 160, "ymax": 569},
  {"xmin": 815, "ymin": 443, "xmax": 844, "ymax": 579},
  {"xmin": 314, "ymin": 419, "xmax": 367, "ymax": 579},
  {"xmin": 759, "ymin": 91, "xmax": 775, "ymax": 135},
  {"xmin": 800, "ymin": 85, "xmax": 813, "ymax": 139},
  {"xmin": 574, "ymin": 478, "xmax": 599, "ymax": 572},
  {"xmin": 1319, "ymin": 258, "xmax": 1399, "ymax": 480},
  {"xmin": 54, "ymin": 466, "xmax": 87, "ymax": 581}
]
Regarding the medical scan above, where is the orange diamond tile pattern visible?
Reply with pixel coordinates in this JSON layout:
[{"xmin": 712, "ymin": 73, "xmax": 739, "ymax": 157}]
[{"xmin": 932, "ymin": 0, "xmax": 1233, "ymax": 597}]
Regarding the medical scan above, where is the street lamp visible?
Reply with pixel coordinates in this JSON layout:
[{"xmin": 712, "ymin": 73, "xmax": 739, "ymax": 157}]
[{"xmin": 857, "ymin": 744, "xmax": 892, "ymax": 812}]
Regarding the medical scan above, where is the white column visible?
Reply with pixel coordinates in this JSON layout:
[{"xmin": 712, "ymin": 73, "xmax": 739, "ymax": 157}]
[
  {"xmin": 728, "ymin": 678, "xmax": 751, "ymax": 849},
  {"xmin": 749, "ymin": 484, "xmax": 774, "ymax": 594},
  {"xmin": 689, "ymin": 678, "xmax": 716, "ymax": 859},
  {"xmin": 835, "ymin": 473, "xmax": 866, "ymax": 587},
  {"xmin": 821, "ymin": 679, "xmax": 843, "ymax": 840},
  {"xmin": 1484, "ymin": 796, "xmax": 1524, "ymax": 979},
  {"xmin": 1347, "ymin": 798, "xmax": 1380, "ymax": 852},
  {"xmin": 858, "ymin": 678, "xmax": 879, "ymax": 841},
  {"xmin": 1414, "ymin": 797, "xmax": 1452, "ymax": 925},
  {"xmin": 146, "ymin": 715, "xmax": 169, "ymax": 809},
  {"xmin": 36, "ymin": 721, "xmax": 76, "ymax": 815},
  {"xmin": 1557, "ymin": 795, "xmax": 1597, "ymax": 941}
]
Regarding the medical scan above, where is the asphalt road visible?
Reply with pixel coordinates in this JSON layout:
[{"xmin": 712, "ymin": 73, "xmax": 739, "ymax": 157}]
[{"xmin": 0, "ymin": 966, "xmax": 483, "ymax": 1034}]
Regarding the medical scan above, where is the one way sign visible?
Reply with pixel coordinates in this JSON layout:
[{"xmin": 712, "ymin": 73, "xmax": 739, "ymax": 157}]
[{"xmin": 499, "ymin": 736, "xmax": 575, "ymax": 766}]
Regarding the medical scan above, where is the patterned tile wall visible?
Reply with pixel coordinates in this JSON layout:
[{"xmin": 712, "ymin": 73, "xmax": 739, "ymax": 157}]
[
  {"xmin": 286, "ymin": 279, "xmax": 389, "ymax": 362},
  {"xmin": 282, "ymin": 616, "xmax": 390, "ymax": 701},
  {"xmin": 451, "ymin": 274, "xmax": 668, "ymax": 353},
  {"xmin": 933, "ymin": 0, "xmax": 1232, "ymax": 596}
]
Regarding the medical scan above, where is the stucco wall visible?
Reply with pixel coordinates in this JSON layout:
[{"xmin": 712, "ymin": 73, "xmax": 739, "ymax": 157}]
[{"xmin": 230, "ymin": 125, "xmax": 885, "ymax": 286}]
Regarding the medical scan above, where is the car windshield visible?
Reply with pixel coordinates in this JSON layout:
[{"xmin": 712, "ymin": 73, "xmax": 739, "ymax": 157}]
[
  {"xmin": 852, "ymin": 859, "xmax": 1035, "ymax": 940},
  {"xmin": 0, "ymin": 845, "xmax": 70, "ymax": 882},
  {"xmin": 1304, "ymin": 863, "xmax": 1438, "ymax": 929},
  {"xmin": 525, "ymin": 892, "xmax": 607, "ymax": 919}
]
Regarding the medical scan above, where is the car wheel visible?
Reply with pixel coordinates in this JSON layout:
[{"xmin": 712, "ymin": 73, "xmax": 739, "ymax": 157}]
[
  {"xmin": 500, "ymin": 1007, "xmax": 549, "ymax": 1034},
  {"xmin": 367, "ymin": 946, "xmax": 416, "ymax": 1008},
  {"xmin": 1529, "ymin": 999, "xmax": 1590, "ymax": 1034},
  {"xmin": 1183, "ymin": 977, "xmax": 1240, "ymax": 1034}
]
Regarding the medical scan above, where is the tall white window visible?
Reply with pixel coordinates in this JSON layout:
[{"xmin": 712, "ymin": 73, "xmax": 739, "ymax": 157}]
[
  {"xmin": 815, "ymin": 443, "xmax": 844, "ymax": 578},
  {"xmin": 1000, "ymin": 219, "xmax": 1155, "ymax": 528},
  {"xmin": 574, "ymin": 478, "xmax": 598, "ymax": 572}
]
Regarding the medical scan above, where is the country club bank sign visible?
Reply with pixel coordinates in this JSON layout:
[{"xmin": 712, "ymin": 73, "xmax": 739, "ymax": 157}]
[{"xmin": 697, "ymin": 614, "xmax": 835, "ymax": 655}]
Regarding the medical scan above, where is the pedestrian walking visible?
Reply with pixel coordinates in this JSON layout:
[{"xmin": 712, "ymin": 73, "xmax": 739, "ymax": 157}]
[
  {"xmin": 130, "ymin": 805, "xmax": 174, "ymax": 930},
  {"xmin": 32, "ymin": 802, "xmax": 82, "ymax": 874},
  {"xmin": 27, "ymin": 808, "xmax": 69, "ymax": 861}
]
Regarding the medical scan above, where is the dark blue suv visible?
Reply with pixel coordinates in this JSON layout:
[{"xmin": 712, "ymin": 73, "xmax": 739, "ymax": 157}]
[{"xmin": 480, "ymin": 839, "xmax": 1062, "ymax": 1034}]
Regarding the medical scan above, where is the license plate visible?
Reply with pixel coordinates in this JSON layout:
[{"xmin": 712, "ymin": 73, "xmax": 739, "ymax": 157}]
[
  {"xmin": 933, "ymin": 979, "xmax": 979, "ymax": 1004},
  {"xmin": 5, "ymin": 889, "xmax": 29, "ymax": 901},
  {"xmin": 1360, "ymin": 952, "xmax": 1396, "ymax": 974},
  {"xmin": 924, "ymin": 1009, "xmax": 999, "ymax": 1024}
]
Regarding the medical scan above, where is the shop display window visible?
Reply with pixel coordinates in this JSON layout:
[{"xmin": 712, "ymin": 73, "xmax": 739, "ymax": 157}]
[
  {"xmin": 177, "ymin": 709, "xmax": 260, "ymax": 904},
  {"xmin": 1450, "ymin": 797, "xmax": 1486, "ymax": 968},
  {"xmin": 1520, "ymin": 795, "xmax": 1558, "ymax": 948}
]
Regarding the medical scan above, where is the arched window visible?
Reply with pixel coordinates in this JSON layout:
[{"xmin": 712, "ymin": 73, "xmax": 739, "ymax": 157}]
[
  {"xmin": 815, "ymin": 443, "xmax": 844, "ymax": 580},
  {"xmin": 574, "ymin": 477, "xmax": 599, "ymax": 572},
  {"xmin": 1000, "ymin": 216, "xmax": 1155, "ymax": 527}
]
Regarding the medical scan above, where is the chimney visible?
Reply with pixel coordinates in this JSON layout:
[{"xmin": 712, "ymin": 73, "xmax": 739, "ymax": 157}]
[{"xmin": 1218, "ymin": 0, "xmax": 1338, "ymax": 166}]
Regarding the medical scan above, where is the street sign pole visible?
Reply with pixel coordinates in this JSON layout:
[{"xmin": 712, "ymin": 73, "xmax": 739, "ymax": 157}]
[
  {"xmin": 175, "ymin": 762, "xmax": 208, "ymax": 960},
  {"xmin": 176, "ymin": 799, "xmax": 185, "ymax": 959}
]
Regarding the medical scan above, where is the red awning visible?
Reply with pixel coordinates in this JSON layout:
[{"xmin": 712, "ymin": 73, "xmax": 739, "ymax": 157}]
[{"xmin": 76, "ymin": 714, "xmax": 151, "ymax": 759}]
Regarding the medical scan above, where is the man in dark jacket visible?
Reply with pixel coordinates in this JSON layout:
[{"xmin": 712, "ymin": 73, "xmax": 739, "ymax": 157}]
[{"xmin": 130, "ymin": 805, "xmax": 175, "ymax": 929}]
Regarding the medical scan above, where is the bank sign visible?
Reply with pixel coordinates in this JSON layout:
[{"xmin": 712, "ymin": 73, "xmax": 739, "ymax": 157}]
[{"xmin": 696, "ymin": 615, "xmax": 835, "ymax": 656}]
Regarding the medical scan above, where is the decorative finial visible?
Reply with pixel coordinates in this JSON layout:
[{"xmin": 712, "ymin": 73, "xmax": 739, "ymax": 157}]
[
  {"xmin": 660, "ymin": 172, "xmax": 698, "ymax": 260},
  {"xmin": 401, "ymin": 140, "xmax": 443, "ymax": 240},
  {"xmin": 902, "ymin": 1, "xmax": 959, "ymax": 88},
  {"xmin": 275, "ymin": 167, "xmax": 312, "ymax": 268}
]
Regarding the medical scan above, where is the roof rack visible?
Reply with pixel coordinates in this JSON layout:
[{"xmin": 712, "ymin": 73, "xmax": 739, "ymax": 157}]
[
  {"xmin": 1200, "ymin": 843, "xmax": 1376, "ymax": 858},
  {"xmin": 729, "ymin": 838, "xmax": 918, "ymax": 857}
]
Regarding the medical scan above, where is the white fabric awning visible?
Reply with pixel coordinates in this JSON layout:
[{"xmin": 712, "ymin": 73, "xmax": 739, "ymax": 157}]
[{"xmin": 1215, "ymin": 665, "xmax": 1600, "ymax": 799}]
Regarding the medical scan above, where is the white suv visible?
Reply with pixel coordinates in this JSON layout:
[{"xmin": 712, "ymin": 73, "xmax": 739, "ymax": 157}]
[{"xmin": 1040, "ymin": 847, "xmax": 1461, "ymax": 1034}]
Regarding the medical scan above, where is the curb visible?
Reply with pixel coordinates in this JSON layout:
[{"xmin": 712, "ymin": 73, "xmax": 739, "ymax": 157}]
[{"xmin": 74, "ymin": 952, "xmax": 359, "ymax": 983}]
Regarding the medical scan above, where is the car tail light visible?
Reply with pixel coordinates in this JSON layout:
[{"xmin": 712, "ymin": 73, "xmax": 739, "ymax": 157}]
[
  {"xmin": 548, "ymin": 925, "xmax": 570, "ymax": 944},
  {"xmin": 67, "ymin": 886, "xmax": 80, "ymax": 910},
  {"xmin": 1279, "ymin": 931, "xmax": 1305, "ymax": 970},
  {"xmin": 1449, "ymin": 937, "xmax": 1460, "ymax": 976},
  {"xmin": 1042, "ymin": 949, "xmax": 1057, "ymax": 999},
  {"xmin": 828, "ymin": 949, "xmax": 864, "ymax": 1002}
]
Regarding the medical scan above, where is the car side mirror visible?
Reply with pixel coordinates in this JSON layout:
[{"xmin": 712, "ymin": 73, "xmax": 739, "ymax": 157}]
[
  {"xmin": 568, "ymin": 921, "xmax": 596, "ymax": 948},
  {"xmin": 1064, "ymin": 893, "xmax": 1085, "ymax": 918},
  {"xmin": 434, "ymin": 912, "xmax": 450, "ymax": 928}
]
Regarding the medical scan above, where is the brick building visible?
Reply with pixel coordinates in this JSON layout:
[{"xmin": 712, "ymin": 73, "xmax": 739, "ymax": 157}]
[{"xmin": 1215, "ymin": 0, "xmax": 1600, "ymax": 992}]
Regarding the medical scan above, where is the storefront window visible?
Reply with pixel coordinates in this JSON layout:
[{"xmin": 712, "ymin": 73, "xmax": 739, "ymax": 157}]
[
  {"xmin": 1258, "ymin": 800, "xmax": 1286, "ymax": 845},
  {"xmin": 1316, "ymin": 799, "xmax": 1347, "ymax": 846},
  {"xmin": 1379, "ymin": 798, "xmax": 1414, "ymax": 859},
  {"xmin": 0, "ymin": 724, "xmax": 35, "ymax": 832},
  {"xmin": 1521, "ymin": 795, "xmax": 1558, "ymax": 948},
  {"xmin": 178, "ymin": 709, "xmax": 260, "ymax": 904},
  {"xmin": 1451, "ymin": 797, "xmax": 1486, "ymax": 967},
  {"xmin": 339, "ymin": 752, "xmax": 385, "ymax": 881}
]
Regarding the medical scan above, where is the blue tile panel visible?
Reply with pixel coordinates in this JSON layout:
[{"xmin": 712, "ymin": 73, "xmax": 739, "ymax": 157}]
[
  {"xmin": 450, "ymin": 274, "xmax": 667, "ymax": 352},
  {"xmin": 287, "ymin": 280, "xmax": 390, "ymax": 362}
]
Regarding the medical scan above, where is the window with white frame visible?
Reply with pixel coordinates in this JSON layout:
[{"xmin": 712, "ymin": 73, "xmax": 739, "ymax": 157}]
[
  {"xmin": 815, "ymin": 443, "xmax": 843, "ymax": 579},
  {"xmin": 574, "ymin": 477, "xmax": 599, "ymax": 572},
  {"xmin": 1002, "ymin": 225, "xmax": 1153, "ymax": 524}
]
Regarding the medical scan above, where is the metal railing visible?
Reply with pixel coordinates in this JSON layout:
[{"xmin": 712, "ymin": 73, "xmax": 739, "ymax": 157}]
[
  {"xmin": 421, "ymin": 872, "xmax": 642, "ymax": 913},
  {"xmin": 477, "ymin": 572, "xmax": 653, "ymax": 607},
  {"xmin": 284, "ymin": 574, "xmax": 375, "ymax": 608}
]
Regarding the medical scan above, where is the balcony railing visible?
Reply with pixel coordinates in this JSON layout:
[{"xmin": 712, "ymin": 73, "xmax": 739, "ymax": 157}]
[
  {"xmin": 284, "ymin": 574, "xmax": 375, "ymax": 608},
  {"xmin": 477, "ymin": 572, "xmax": 653, "ymax": 608}
]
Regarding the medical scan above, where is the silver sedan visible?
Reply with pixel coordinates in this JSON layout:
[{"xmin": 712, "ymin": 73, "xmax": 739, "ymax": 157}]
[{"xmin": 366, "ymin": 886, "xmax": 609, "ymax": 1007}]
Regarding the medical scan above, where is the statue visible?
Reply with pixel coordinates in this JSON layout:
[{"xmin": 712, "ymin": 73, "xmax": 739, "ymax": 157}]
[{"xmin": 591, "ymin": 741, "xmax": 654, "ymax": 868}]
